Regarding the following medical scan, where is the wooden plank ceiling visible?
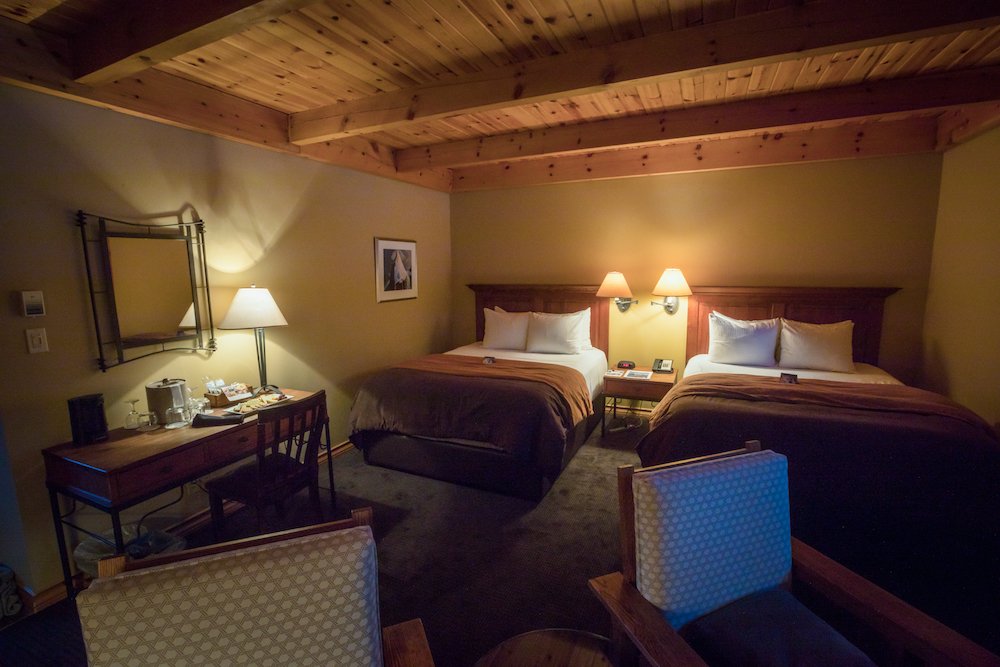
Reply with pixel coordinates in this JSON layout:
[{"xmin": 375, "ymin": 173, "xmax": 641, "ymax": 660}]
[{"xmin": 1, "ymin": 0, "xmax": 999, "ymax": 192}]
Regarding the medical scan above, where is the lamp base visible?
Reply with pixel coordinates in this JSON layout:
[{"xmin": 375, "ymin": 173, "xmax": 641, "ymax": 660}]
[
  {"xmin": 614, "ymin": 297, "xmax": 638, "ymax": 312},
  {"xmin": 650, "ymin": 296, "xmax": 680, "ymax": 314}
]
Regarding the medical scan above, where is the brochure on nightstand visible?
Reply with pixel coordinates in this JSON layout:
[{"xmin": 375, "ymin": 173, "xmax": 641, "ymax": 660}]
[
  {"xmin": 624, "ymin": 370, "xmax": 653, "ymax": 379},
  {"xmin": 605, "ymin": 369, "xmax": 625, "ymax": 377}
]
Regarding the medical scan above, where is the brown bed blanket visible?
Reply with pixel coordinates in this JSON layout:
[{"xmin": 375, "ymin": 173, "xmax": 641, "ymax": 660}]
[
  {"xmin": 349, "ymin": 354, "xmax": 592, "ymax": 477},
  {"xmin": 648, "ymin": 374, "xmax": 996, "ymax": 438},
  {"xmin": 636, "ymin": 373, "xmax": 1000, "ymax": 577}
]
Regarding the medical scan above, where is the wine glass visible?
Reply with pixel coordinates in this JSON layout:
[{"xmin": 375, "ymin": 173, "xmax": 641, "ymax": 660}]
[{"xmin": 124, "ymin": 399, "xmax": 140, "ymax": 429}]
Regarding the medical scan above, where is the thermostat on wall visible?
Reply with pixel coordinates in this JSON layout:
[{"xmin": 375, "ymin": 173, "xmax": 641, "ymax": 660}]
[{"xmin": 22, "ymin": 291, "xmax": 45, "ymax": 317}]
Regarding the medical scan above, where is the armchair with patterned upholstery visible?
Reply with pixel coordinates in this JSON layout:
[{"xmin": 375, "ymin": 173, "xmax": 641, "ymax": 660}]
[
  {"xmin": 589, "ymin": 443, "xmax": 1000, "ymax": 667},
  {"xmin": 76, "ymin": 508, "xmax": 434, "ymax": 667}
]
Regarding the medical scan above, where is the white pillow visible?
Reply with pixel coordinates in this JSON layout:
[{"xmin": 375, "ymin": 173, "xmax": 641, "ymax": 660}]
[
  {"xmin": 779, "ymin": 319, "xmax": 855, "ymax": 373},
  {"xmin": 708, "ymin": 311, "xmax": 779, "ymax": 366},
  {"xmin": 568, "ymin": 308, "xmax": 592, "ymax": 351},
  {"xmin": 525, "ymin": 310, "xmax": 589, "ymax": 354},
  {"xmin": 483, "ymin": 307, "xmax": 529, "ymax": 350}
]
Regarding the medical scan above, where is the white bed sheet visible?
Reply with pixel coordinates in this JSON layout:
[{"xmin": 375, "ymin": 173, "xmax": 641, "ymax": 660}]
[
  {"xmin": 683, "ymin": 353, "xmax": 902, "ymax": 385},
  {"xmin": 446, "ymin": 342, "xmax": 609, "ymax": 400}
]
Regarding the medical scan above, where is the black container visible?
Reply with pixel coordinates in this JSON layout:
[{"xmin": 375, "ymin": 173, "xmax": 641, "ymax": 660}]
[{"xmin": 67, "ymin": 393, "xmax": 108, "ymax": 445}]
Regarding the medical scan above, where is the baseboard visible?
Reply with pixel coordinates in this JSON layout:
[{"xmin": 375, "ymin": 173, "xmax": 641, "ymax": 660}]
[
  {"xmin": 17, "ymin": 440, "xmax": 357, "ymax": 615},
  {"xmin": 22, "ymin": 580, "xmax": 69, "ymax": 614}
]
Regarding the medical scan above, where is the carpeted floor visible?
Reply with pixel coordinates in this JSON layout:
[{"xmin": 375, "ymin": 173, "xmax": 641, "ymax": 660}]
[
  {"xmin": 0, "ymin": 422, "xmax": 644, "ymax": 667},
  {"xmin": 4, "ymin": 418, "xmax": 999, "ymax": 665}
]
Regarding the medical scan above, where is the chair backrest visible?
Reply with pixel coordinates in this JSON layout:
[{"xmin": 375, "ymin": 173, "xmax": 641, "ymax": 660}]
[
  {"xmin": 256, "ymin": 389, "xmax": 328, "ymax": 479},
  {"xmin": 622, "ymin": 446, "xmax": 791, "ymax": 629},
  {"xmin": 78, "ymin": 510, "xmax": 385, "ymax": 667}
]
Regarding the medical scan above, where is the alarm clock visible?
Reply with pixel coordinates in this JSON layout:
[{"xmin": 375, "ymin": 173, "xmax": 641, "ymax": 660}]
[{"xmin": 616, "ymin": 360, "xmax": 636, "ymax": 370}]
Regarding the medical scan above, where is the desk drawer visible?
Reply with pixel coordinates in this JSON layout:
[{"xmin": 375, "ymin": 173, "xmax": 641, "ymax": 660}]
[
  {"xmin": 118, "ymin": 448, "xmax": 207, "ymax": 500},
  {"xmin": 205, "ymin": 427, "xmax": 256, "ymax": 465}
]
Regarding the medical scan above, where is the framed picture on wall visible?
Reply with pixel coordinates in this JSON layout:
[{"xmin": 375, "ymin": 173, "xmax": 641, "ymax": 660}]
[{"xmin": 375, "ymin": 237, "xmax": 418, "ymax": 302}]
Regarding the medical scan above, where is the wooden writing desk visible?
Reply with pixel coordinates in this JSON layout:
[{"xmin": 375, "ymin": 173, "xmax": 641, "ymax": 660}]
[{"xmin": 43, "ymin": 389, "xmax": 322, "ymax": 597}]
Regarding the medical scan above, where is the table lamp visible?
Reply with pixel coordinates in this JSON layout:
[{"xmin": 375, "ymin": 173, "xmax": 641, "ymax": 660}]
[{"xmin": 219, "ymin": 285, "xmax": 287, "ymax": 391}]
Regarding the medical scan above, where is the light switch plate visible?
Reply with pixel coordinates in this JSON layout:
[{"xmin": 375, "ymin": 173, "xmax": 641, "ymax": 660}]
[
  {"xmin": 26, "ymin": 328, "xmax": 48, "ymax": 353},
  {"xmin": 22, "ymin": 290, "xmax": 45, "ymax": 317}
]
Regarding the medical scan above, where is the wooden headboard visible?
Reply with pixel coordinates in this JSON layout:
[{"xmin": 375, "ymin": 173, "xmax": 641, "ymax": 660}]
[
  {"xmin": 468, "ymin": 284, "xmax": 610, "ymax": 357},
  {"xmin": 686, "ymin": 286, "xmax": 899, "ymax": 366}
]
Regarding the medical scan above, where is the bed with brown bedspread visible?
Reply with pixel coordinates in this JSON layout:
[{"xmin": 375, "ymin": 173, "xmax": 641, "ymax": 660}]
[
  {"xmin": 349, "ymin": 285, "xmax": 608, "ymax": 501},
  {"xmin": 635, "ymin": 287, "xmax": 1000, "ymax": 644},
  {"xmin": 638, "ymin": 373, "xmax": 1000, "ymax": 557}
]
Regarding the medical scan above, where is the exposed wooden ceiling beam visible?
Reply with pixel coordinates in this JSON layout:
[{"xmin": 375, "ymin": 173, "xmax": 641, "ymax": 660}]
[
  {"xmin": 450, "ymin": 118, "xmax": 939, "ymax": 192},
  {"xmin": 397, "ymin": 65, "xmax": 1000, "ymax": 170},
  {"xmin": 0, "ymin": 16, "xmax": 451, "ymax": 192},
  {"xmin": 289, "ymin": 0, "xmax": 1000, "ymax": 146},
  {"xmin": 936, "ymin": 101, "xmax": 1000, "ymax": 149},
  {"xmin": 71, "ymin": 0, "xmax": 317, "ymax": 86}
]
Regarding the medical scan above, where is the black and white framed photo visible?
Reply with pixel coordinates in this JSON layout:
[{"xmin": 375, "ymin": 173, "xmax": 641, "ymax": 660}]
[{"xmin": 374, "ymin": 237, "xmax": 417, "ymax": 302}]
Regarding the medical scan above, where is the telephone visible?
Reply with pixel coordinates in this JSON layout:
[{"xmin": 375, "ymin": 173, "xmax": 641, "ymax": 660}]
[{"xmin": 652, "ymin": 358, "xmax": 673, "ymax": 373}]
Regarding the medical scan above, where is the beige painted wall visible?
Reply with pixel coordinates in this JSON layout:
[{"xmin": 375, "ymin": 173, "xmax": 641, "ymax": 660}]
[
  {"xmin": 923, "ymin": 126, "xmax": 1000, "ymax": 430},
  {"xmin": 451, "ymin": 155, "xmax": 943, "ymax": 383},
  {"xmin": 0, "ymin": 84, "xmax": 450, "ymax": 593},
  {"xmin": 0, "ymin": 79, "xmax": 969, "ymax": 598}
]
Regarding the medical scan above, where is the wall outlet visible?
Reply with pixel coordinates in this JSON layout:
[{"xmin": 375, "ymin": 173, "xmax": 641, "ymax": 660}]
[{"xmin": 26, "ymin": 328, "xmax": 48, "ymax": 353}]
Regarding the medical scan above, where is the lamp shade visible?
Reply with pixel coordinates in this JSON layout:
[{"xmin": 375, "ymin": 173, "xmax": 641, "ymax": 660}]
[
  {"xmin": 219, "ymin": 287, "xmax": 287, "ymax": 330},
  {"xmin": 652, "ymin": 269, "xmax": 692, "ymax": 297},
  {"xmin": 596, "ymin": 271, "xmax": 633, "ymax": 298},
  {"xmin": 178, "ymin": 303, "xmax": 196, "ymax": 329}
]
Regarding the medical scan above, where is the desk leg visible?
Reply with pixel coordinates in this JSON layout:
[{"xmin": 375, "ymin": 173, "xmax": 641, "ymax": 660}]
[
  {"xmin": 111, "ymin": 512, "xmax": 125, "ymax": 553},
  {"xmin": 48, "ymin": 489, "xmax": 74, "ymax": 599},
  {"xmin": 324, "ymin": 421, "xmax": 336, "ymax": 511}
]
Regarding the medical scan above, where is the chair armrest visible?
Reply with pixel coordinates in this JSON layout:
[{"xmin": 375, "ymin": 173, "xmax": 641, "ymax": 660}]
[
  {"xmin": 383, "ymin": 618, "xmax": 436, "ymax": 667},
  {"xmin": 589, "ymin": 572, "xmax": 708, "ymax": 667},
  {"xmin": 791, "ymin": 538, "xmax": 1000, "ymax": 667}
]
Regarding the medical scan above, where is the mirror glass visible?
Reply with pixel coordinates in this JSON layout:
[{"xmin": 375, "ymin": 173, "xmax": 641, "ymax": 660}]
[
  {"xmin": 78, "ymin": 210, "xmax": 215, "ymax": 370},
  {"xmin": 108, "ymin": 236, "xmax": 194, "ymax": 347}
]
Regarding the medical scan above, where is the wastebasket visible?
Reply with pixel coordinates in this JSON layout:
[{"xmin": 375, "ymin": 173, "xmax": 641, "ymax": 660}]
[{"xmin": 0, "ymin": 563, "xmax": 21, "ymax": 618}]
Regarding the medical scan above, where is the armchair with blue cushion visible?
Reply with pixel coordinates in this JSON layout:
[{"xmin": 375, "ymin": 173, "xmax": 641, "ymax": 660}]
[{"xmin": 589, "ymin": 442, "xmax": 1000, "ymax": 667}]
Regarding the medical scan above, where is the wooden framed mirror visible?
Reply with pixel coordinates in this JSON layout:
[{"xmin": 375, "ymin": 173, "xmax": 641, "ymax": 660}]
[{"xmin": 77, "ymin": 209, "xmax": 216, "ymax": 371}]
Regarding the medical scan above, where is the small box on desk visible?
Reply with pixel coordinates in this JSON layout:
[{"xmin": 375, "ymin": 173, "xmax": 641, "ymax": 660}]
[{"xmin": 205, "ymin": 387, "xmax": 254, "ymax": 408}]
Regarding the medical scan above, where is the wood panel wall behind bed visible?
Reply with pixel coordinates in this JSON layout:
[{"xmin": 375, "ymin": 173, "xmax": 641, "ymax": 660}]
[
  {"xmin": 686, "ymin": 286, "xmax": 899, "ymax": 366},
  {"xmin": 469, "ymin": 284, "xmax": 610, "ymax": 357}
]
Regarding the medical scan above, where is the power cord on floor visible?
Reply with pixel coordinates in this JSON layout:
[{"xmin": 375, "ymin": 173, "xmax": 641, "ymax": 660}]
[{"xmin": 128, "ymin": 486, "xmax": 186, "ymax": 559}]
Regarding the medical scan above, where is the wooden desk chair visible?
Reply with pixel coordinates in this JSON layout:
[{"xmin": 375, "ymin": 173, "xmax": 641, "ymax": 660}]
[
  {"xmin": 77, "ymin": 508, "xmax": 435, "ymax": 667},
  {"xmin": 589, "ymin": 443, "xmax": 1000, "ymax": 667},
  {"xmin": 207, "ymin": 390, "xmax": 330, "ymax": 539}
]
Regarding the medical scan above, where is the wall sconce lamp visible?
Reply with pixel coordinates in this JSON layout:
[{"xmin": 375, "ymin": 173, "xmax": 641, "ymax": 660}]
[
  {"xmin": 597, "ymin": 271, "xmax": 638, "ymax": 312},
  {"xmin": 219, "ymin": 285, "xmax": 288, "ymax": 391},
  {"xmin": 650, "ymin": 268, "xmax": 692, "ymax": 315}
]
